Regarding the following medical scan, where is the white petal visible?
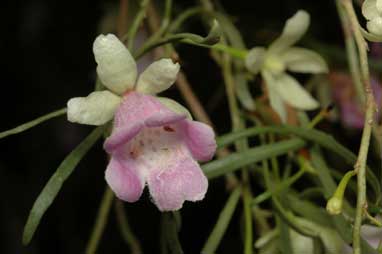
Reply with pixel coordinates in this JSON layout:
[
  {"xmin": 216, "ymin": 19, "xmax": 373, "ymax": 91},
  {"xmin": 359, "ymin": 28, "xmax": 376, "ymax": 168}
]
[
  {"xmin": 245, "ymin": 47, "xmax": 266, "ymax": 75},
  {"xmin": 236, "ymin": 73, "xmax": 256, "ymax": 111},
  {"xmin": 363, "ymin": 0, "xmax": 379, "ymax": 20},
  {"xmin": 281, "ymin": 47, "xmax": 328, "ymax": 74},
  {"xmin": 274, "ymin": 73, "xmax": 319, "ymax": 110},
  {"xmin": 93, "ymin": 34, "xmax": 137, "ymax": 95},
  {"xmin": 136, "ymin": 59, "xmax": 180, "ymax": 94},
  {"xmin": 264, "ymin": 55, "xmax": 286, "ymax": 75},
  {"xmin": 268, "ymin": 10, "xmax": 310, "ymax": 54},
  {"xmin": 67, "ymin": 91, "xmax": 121, "ymax": 125},
  {"xmin": 157, "ymin": 97, "xmax": 192, "ymax": 119},
  {"xmin": 262, "ymin": 70, "xmax": 287, "ymax": 122},
  {"xmin": 367, "ymin": 17, "xmax": 382, "ymax": 36},
  {"xmin": 361, "ymin": 26, "xmax": 382, "ymax": 41}
]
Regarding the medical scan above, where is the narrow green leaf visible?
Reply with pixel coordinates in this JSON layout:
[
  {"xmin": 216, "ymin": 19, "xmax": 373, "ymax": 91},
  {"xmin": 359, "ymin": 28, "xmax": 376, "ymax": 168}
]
[
  {"xmin": 203, "ymin": 139, "xmax": 305, "ymax": 179},
  {"xmin": 310, "ymin": 147, "xmax": 337, "ymax": 198},
  {"xmin": 287, "ymin": 194, "xmax": 333, "ymax": 229},
  {"xmin": 216, "ymin": 125, "xmax": 381, "ymax": 203},
  {"xmin": 85, "ymin": 186, "xmax": 114, "ymax": 254},
  {"xmin": 277, "ymin": 216, "xmax": 293, "ymax": 254},
  {"xmin": 22, "ymin": 126, "xmax": 105, "ymax": 245},
  {"xmin": 0, "ymin": 108, "xmax": 67, "ymax": 139},
  {"xmin": 202, "ymin": 186, "xmax": 242, "ymax": 254}
]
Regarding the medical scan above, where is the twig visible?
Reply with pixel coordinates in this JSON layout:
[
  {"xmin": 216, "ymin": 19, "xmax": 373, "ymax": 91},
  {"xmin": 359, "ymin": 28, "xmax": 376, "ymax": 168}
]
[
  {"xmin": 117, "ymin": 0, "xmax": 129, "ymax": 38},
  {"xmin": 127, "ymin": 0, "xmax": 150, "ymax": 50},
  {"xmin": 336, "ymin": 1, "xmax": 364, "ymax": 103},
  {"xmin": 85, "ymin": 187, "xmax": 114, "ymax": 254},
  {"xmin": 114, "ymin": 200, "xmax": 142, "ymax": 254},
  {"xmin": 338, "ymin": 0, "xmax": 376, "ymax": 253}
]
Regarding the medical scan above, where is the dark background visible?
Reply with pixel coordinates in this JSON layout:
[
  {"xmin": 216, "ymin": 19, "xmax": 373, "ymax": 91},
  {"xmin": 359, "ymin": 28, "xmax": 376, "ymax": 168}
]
[{"xmin": 0, "ymin": 0, "xmax": 348, "ymax": 253}]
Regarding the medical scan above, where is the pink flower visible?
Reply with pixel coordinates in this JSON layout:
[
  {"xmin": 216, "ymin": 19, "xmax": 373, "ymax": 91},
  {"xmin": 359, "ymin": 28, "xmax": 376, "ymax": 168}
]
[
  {"xmin": 104, "ymin": 92, "xmax": 215, "ymax": 211},
  {"xmin": 66, "ymin": 34, "xmax": 216, "ymax": 211},
  {"xmin": 330, "ymin": 72, "xmax": 382, "ymax": 129}
]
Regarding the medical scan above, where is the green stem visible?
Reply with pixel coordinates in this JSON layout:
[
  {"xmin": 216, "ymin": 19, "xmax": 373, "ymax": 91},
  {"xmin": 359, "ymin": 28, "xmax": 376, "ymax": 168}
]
[
  {"xmin": 202, "ymin": 186, "xmax": 242, "ymax": 254},
  {"xmin": 243, "ymin": 185, "xmax": 253, "ymax": 254},
  {"xmin": 336, "ymin": 0, "xmax": 365, "ymax": 103},
  {"xmin": 85, "ymin": 187, "xmax": 114, "ymax": 254},
  {"xmin": 162, "ymin": 0, "xmax": 172, "ymax": 29},
  {"xmin": 212, "ymin": 44, "xmax": 247, "ymax": 59},
  {"xmin": 141, "ymin": 0, "xmax": 172, "ymax": 53},
  {"xmin": 221, "ymin": 42, "xmax": 252, "ymax": 254},
  {"xmin": 183, "ymin": 41, "xmax": 247, "ymax": 59},
  {"xmin": 364, "ymin": 208, "xmax": 382, "ymax": 227},
  {"xmin": 114, "ymin": 200, "xmax": 142, "ymax": 254},
  {"xmin": 161, "ymin": 212, "xmax": 183, "ymax": 254},
  {"xmin": 340, "ymin": 0, "xmax": 376, "ymax": 253},
  {"xmin": 326, "ymin": 170, "xmax": 356, "ymax": 215},
  {"xmin": 135, "ymin": 29, "xmax": 247, "ymax": 60},
  {"xmin": 335, "ymin": 170, "xmax": 356, "ymax": 200},
  {"xmin": 0, "ymin": 108, "xmax": 67, "ymax": 139},
  {"xmin": 168, "ymin": 7, "xmax": 204, "ymax": 32},
  {"xmin": 307, "ymin": 106, "xmax": 332, "ymax": 129},
  {"xmin": 127, "ymin": 0, "xmax": 150, "ymax": 50}
]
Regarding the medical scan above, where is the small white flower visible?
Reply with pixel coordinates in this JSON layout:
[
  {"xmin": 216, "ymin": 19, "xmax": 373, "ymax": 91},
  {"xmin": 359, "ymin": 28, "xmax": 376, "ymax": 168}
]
[{"xmin": 245, "ymin": 10, "xmax": 328, "ymax": 122}]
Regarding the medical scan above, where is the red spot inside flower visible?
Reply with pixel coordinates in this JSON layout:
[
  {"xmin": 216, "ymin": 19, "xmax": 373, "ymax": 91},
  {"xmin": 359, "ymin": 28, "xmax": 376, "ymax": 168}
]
[
  {"xmin": 163, "ymin": 126, "xmax": 175, "ymax": 132},
  {"xmin": 129, "ymin": 149, "xmax": 140, "ymax": 159}
]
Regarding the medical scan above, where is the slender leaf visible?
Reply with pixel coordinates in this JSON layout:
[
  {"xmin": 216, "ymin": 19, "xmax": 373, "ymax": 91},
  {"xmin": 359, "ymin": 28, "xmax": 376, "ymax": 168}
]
[
  {"xmin": 85, "ymin": 186, "xmax": 114, "ymax": 254},
  {"xmin": 216, "ymin": 125, "xmax": 381, "ymax": 203},
  {"xmin": 114, "ymin": 200, "xmax": 142, "ymax": 254},
  {"xmin": 202, "ymin": 186, "xmax": 242, "ymax": 254},
  {"xmin": 287, "ymin": 194, "xmax": 333, "ymax": 228},
  {"xmin": 278, "ymin": 217, "xmax": 293, "ymax": 254},
  {"xmin": 203, "ymin": 138, "xmax": 305, "ymax": 179},
  {"xmin": 0, "ymin": 108, "xmax": 67, "ymax": 139},
  {"xmin": 23, "ymin": 126, "xmax": 105, "ymax": 245}
]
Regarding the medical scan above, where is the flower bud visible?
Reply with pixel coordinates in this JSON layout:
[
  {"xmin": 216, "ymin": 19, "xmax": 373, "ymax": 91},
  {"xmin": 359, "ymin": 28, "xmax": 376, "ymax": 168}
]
[{"xmin": 326, "ymin": 196, "xmax": 343, "ymax": 215}]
